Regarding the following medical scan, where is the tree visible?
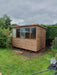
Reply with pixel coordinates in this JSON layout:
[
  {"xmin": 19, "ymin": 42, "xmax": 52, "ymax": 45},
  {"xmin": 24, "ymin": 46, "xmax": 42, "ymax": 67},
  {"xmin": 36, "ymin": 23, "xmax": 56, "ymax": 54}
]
[{"xmin": 0, "ymin": 14, "xmax": 11, "ymax": 29}]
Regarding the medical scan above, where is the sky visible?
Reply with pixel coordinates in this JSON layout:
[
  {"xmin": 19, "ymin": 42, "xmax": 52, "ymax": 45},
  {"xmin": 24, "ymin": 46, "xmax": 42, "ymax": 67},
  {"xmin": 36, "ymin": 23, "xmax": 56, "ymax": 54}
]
[{"xmin": 0, "ymin": 0, "xmax": 57, "ymax": 25}]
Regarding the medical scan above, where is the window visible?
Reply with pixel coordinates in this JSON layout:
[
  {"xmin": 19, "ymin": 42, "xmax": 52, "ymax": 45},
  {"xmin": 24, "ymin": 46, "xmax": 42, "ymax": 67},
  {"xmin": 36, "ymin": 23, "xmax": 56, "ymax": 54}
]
[
  {"xmin": 13, "ymin": 27, "xmax": 36, "ymax": 39},
  {"xmin": 31, "ymin": 28, "xmax": 36, "ymax": 39},
  {"xmin": 25, "ymin": 28, "xmax": 30, "ymax": 39},
  {"xmin": 16, "ymin": 29, "xmax": 20, "ymax": 37},
  {"xmin": 13, "ymin": 29, "xmax": 16, "ymax": 38},
  {"xmin": 20, "ymin": 28, "xmax": 25, "ymax": 38}
]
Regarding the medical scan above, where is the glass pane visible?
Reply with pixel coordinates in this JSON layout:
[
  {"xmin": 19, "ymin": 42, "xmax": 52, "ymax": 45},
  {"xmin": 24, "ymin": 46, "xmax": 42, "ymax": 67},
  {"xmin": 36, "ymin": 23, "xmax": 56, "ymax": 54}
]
[
  {"xmin": 13, "ymin": 29, "xmax": 16, "ymax": 38},
  {"xmin": 31, "ymin": 28, "xmax": 36, "ymax": 39},
  {"xmin": 16, "ymin": 29, "xmax": 20, "ymax": 37},
  {"xmin": 20, "ymin": 28, "xmax": 25, "ymax": 38},
  {"xmin": 25, "ymin": 28, "xmax": 30, "ymax": 39}
]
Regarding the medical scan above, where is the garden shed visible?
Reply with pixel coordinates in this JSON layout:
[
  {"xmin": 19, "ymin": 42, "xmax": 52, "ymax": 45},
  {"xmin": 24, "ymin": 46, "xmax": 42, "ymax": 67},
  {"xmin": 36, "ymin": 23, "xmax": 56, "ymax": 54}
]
[{"xmin": 12, "ymin": 24, "xmax": 46, "ymax": 52}]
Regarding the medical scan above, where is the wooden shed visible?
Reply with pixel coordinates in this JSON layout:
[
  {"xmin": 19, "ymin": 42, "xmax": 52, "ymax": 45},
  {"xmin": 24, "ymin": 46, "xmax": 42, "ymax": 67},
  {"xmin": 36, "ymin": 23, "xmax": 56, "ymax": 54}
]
[{"xmin": 12, "ymin": 24, "xmax": 46, "ymax": 52}]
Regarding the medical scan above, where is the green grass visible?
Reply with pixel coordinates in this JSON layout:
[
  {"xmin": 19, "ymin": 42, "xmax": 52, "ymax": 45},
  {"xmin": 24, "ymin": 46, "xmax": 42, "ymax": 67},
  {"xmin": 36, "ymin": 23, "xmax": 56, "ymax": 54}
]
[{"xmin": 0, "ymin": 48, "xmax": 57, "ymax": 75}]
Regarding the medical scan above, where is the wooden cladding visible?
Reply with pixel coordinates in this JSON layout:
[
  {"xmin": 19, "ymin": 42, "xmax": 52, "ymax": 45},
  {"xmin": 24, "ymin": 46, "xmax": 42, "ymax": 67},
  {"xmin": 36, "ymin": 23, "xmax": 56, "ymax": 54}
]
[
  {"xmin": 37, "ymin": 27, "xmax": 46, "ymax": 51},
  {"xmin": 12, "ymin": 24, "xmax": 46, "ymax": 52},
  {"xmin": 12, "ymin": 38, "xmax": 37, "ymax": 51}
]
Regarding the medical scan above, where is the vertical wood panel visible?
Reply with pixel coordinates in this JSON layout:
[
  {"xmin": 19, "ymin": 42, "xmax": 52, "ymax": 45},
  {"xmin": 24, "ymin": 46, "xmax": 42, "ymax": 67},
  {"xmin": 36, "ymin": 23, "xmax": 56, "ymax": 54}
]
[{"xmin": 37, "ymin": 27, "xmax": 46, "ymax": 51}]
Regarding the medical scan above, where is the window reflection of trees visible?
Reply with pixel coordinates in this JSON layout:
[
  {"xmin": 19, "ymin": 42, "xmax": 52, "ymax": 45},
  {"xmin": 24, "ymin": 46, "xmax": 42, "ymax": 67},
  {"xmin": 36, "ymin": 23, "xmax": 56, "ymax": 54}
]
[
  {"xmin": 16, "ymin": 29, "xmax": 20, "ymax": 37},
  {"xmin": 20, "ymin": 28, "xmax": 25, "ymax": 38},
  {"xmin": 31, "ymin": 28, "xmax": 36, "ymax": 39},
  {"xmin": 25, "ymin": 28, "xmax": 30, "ymax": 39}
]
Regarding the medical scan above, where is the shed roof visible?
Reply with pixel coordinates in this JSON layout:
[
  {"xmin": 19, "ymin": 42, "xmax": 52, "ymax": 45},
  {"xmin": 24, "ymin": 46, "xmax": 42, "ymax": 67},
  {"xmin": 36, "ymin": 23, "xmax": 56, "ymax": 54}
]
[{"xmin": 11, "ymin": 24, "xmax": 46, "ymax": 29}]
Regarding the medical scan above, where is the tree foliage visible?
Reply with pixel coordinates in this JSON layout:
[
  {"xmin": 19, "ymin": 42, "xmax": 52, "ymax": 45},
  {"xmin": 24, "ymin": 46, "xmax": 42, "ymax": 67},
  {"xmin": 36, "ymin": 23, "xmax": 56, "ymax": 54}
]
[
  {"xmin": 0, "ymin": 28, "xmax": 12, "ymax": 48},
  {"xmin": 46, "ymin": 26, "xmax": 57, "ymax": 40},
  {"xmin": 41, "ymin": 24, "xmax": 57, "ymax": 40},
  {"xmin": 0, "ymin": 14, "xmax": 11, "ymax": 29},
  {"xmin": 0, "ymin": 14, "xmax": 12, "ymax": 48}
]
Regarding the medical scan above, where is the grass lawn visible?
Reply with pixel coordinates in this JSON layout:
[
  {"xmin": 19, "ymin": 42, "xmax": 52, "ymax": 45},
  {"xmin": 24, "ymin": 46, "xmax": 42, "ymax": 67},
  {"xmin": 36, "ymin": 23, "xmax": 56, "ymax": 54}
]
[{"xmin": 0, "ymin": 48, "xmax": 57, "ymax": 75}]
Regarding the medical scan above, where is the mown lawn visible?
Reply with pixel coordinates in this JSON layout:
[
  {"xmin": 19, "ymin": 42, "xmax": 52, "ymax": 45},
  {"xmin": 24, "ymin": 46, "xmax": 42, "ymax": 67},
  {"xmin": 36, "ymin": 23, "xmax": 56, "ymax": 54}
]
[{"xmin": 0, "ymin": 48, "xmax": 56, "ymax": 75}]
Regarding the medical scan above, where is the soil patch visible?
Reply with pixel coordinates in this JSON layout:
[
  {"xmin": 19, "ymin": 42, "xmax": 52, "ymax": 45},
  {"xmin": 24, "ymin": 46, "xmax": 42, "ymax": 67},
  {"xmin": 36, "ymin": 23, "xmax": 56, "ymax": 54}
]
[{"xmin": 13, "ymin": 47, "xmax": 48, "ymax": 59}]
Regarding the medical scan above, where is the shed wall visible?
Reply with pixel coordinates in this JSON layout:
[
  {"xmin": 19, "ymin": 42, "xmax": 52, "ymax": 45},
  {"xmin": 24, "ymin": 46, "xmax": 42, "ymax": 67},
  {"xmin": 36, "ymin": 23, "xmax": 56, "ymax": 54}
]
[
  {"xmin": 12, "ymin": 38, "xmax": 37, "ymax": 51},
  {"xmin": 37, "ymin": 27, "xmax": 46, "ymax": 51}
]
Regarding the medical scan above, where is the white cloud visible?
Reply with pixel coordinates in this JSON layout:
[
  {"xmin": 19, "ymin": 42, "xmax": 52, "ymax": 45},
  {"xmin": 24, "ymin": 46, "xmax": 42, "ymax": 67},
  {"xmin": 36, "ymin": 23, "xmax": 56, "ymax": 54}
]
[
  {"xmin": 11, "ymin": 17, "xmax": 25, "ymax": 25},
  {"xmin": 53, "ymin": 20, "xmax": 57, "ymax": 24}
]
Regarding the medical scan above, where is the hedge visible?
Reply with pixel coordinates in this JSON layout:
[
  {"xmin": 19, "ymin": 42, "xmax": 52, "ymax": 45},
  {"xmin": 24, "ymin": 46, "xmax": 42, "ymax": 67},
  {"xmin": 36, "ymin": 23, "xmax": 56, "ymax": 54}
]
[
  {"xmin": 46, "ymin": 26, "xmax": 57, "ymax": 40},
  {"xmin": 41, "ymin": 25, "xmax": 57, "ymax": 46}
]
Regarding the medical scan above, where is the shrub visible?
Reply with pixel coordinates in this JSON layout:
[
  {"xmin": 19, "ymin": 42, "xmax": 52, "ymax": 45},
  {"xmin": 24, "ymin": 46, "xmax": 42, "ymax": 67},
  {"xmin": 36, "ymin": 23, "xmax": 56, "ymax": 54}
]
[
  {"xmin": 41, "ymin": 24, "xmax": 57, "ymax": 46},
  {"xmin": 0, "ymin": 27, "xmax": 12, "ymax": 48}
]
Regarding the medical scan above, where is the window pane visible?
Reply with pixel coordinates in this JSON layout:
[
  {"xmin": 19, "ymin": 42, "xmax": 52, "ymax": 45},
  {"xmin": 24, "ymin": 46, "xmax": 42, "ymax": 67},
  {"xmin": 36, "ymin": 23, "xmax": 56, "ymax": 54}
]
[
  {"xmin": 25, "ymin": 28, "xmax": 30, "ymax": 39},
  {"xmin": 31, "ymin": 28, "xmax": 36, "ymax": 39},
  {"xmin": 20, "ymin": 28, "xmax": 25, "ymax": 38},
  {"xmin": 16, "ymin": 29, "xmax": 20, "ymax": 37},
  {"xmin": 13, "ymin": 29, "xmax": 16, "ymax": 38}
]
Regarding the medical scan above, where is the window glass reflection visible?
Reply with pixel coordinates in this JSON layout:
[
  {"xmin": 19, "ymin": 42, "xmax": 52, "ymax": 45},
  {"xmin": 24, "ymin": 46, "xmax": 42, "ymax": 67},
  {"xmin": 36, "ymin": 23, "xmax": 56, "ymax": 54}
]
[
  {"xmin": 20, "ymin": 28, "xmax": 25, "ymax": 38},
  {"xmin": 31, "ymin": 28, "xmax": 36, "ymax": 39}
]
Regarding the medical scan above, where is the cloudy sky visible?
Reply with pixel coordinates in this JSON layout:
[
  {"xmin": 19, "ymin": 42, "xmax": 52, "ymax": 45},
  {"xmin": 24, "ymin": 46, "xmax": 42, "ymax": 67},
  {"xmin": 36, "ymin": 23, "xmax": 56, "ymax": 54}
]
[{"xmin": 0, "ymin": 0, "xmax": 57, "ymax": 25}]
